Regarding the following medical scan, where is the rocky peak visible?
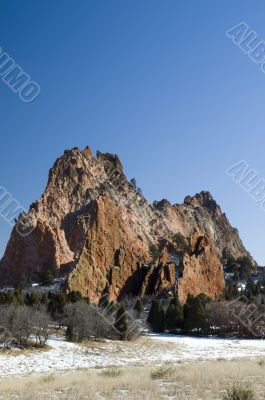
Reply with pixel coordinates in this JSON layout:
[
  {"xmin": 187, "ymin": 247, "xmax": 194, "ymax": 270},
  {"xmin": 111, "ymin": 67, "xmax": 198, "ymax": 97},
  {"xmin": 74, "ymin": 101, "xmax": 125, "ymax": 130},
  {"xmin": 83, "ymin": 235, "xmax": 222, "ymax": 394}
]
[
  {"xmin": 96, "ymin": 151, "xmax": 124, "ymax": 175},
  {"xmin": 153, "ymin": 199, "xmax": 172, "ymax": 211},
  {"xmin": 0, "ymin": 147, "xmax": 254, "ymax": 302},
  {"xmin": 184, "ymin": 191, "xmax": 218, "ymax": 214}
]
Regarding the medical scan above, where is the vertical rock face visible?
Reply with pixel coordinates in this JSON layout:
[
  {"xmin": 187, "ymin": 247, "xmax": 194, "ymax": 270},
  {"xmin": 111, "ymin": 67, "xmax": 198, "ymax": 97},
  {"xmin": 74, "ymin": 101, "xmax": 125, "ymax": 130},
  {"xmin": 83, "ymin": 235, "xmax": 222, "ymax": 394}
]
[
  {"xmin": 178, "ymin": 230, "xmax": 225, "ymax": 303},
  {"xmin": 0, "ymin": 146, "xmax": 253, "ymax": 302}
]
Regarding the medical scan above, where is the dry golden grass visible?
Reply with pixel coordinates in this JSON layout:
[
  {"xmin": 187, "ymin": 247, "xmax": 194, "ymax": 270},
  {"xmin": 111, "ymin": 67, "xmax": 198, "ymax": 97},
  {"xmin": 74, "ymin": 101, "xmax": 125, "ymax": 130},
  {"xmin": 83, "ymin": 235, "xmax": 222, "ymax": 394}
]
[
  {"xmin": 80, "ymin": 335, "xmax": 176, "ymax": 350},
  {"xmin": 1, "ymin": 358, "xmax": 265, "ymax": 399},
  {"xmin": 0, "ymin": 343, "xmax": 52, "ymax": 356}
]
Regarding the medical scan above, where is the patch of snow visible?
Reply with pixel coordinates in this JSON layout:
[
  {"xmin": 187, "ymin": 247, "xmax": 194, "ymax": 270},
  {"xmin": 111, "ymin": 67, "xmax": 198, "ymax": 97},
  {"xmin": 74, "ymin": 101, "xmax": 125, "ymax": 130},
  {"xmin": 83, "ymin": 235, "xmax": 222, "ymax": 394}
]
[
  {"xmin": 149, "ymin": 334, "xmax": 265, "ymax": 361},
  {"xmin": 1, "ymin": 334, "xmax": 265, "ymax": 378}
]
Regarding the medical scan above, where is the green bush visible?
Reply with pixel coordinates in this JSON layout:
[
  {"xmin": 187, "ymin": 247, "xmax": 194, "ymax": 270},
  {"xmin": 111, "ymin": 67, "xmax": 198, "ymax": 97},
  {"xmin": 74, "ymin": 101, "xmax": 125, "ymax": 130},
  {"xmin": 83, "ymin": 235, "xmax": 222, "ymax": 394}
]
[
  {"xmin": 172, "ymin": 232, "xmax": 188, "ymax": 252},
  {"xmin": 149, "ymin": 244, "xmax": 160, "ymax": 261},
  {"xmin": 222, "ymin": 384, "xmax": 256, "ymax": 400}
]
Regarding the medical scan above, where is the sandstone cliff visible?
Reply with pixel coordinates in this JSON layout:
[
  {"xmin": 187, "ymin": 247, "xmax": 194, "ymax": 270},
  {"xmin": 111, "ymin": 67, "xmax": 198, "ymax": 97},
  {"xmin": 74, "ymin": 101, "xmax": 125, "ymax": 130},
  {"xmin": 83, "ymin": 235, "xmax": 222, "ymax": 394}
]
[{"xmin": 0, "ymin": 147, "xmax": 253, "ymax": 303}]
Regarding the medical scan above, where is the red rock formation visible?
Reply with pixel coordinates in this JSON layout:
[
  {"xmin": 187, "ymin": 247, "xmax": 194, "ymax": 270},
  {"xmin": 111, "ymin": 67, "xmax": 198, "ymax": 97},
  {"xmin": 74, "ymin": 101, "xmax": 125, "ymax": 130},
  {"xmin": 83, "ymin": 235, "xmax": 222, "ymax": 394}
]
[
  {"xmin": 0, "ymin": 147, "xmax": 253, "ymax": 302},
  {"xmin": 177, "ymin": 230, "xmax": 225, "ymax": 303}
]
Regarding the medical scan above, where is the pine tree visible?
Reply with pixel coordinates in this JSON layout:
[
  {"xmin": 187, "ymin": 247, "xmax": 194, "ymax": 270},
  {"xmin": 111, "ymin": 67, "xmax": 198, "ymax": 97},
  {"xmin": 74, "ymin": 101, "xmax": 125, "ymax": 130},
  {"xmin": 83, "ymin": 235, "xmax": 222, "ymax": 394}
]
[
  {"xmin": 165, "ymin": 299, "xmax": 183, "ymax": 332},
  {"xmin": 14, "ymin": 289, "xmax": 24, "ymax": 305},
  {"xmin": 134, "ymin": 299, "xmax": 144, "ymax": 319},
  {"xmin": 149, "ymin": 245, "xmax": 160, "ymax": 262},
  {"xmin": 114, "ymin": 305, "xmax": 128, "ymax": 340},
  {"xmin": 130, "ymin": 178, "xmax": 137, "ymax": 190},
  {"xmin": 27, "ymin": 291, "xmax": 38, "ymax": 306},
  {"xmin": 108, "ymin": 301, "xmax": 116, "ymax": 314},
  {"xmin": 98, "ymin": 293, "xmax": 110, "ymax": 309},
  {"xmin": 40, "ymin": 293, "xmax": 48, "ymax": 305},
  {"xmin": 183, "ymin": 294, "xmax": 208, "ymax": 333},
  {"xmin": 66, "ymin": 325, "xmax": 74, "ymax": 342},
  {"xmin": 147, "ymin": 300, "xmax": 166, "ymax": 333},
  {"xmin": 68, "ymin": 291, "xmax": 82, "ymax": 303}
]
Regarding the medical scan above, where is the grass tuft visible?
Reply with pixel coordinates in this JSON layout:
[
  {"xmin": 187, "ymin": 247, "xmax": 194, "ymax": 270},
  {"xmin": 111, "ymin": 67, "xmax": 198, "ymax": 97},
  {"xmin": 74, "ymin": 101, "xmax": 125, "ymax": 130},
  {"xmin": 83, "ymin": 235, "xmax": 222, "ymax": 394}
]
[
  {"xmin": 222, "ymin": 384, "xmax": 256, "ymax": 400},
  {"xmin": 99, "ymin": 367, "xmax": 122, "ymax": 378},
  {"xmin": 40, "ymin": 374, "xmax": 55, "ymax": 384},
  {"xmin": 151, "ymin": 364, "xmax": 174, "ymax": 381}
]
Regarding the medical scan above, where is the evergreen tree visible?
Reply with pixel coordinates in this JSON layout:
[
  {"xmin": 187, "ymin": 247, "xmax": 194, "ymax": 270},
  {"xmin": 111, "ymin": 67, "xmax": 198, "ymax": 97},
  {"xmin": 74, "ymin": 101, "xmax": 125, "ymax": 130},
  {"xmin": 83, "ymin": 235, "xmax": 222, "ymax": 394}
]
[
  {"xmin": 26, "ymin": 291, "xmax": 38, "ymax": 306},
  {"xmin": 149, "ymin": 245, "xmax": 160, "ymax": 262},
  {"xmin": 66, "ymin": 325, "xmax": 74, "ymax": 342},
  {"xmin": 172, "ymin": 233, "xmax": 188, "ymax": 253},
  {"xmin": 165, "ymin": 299, "xmax": 183, "ymax": 332},
  {"xmin": 1, "ymin": 292, "xmax": 17, "ymax": 304},
  {"xmin": 147, "ymin": 300, "xmax": 166, "ymax": 333},
  {"xmin": 134, "ymin": 299, "xmax": 144, "ymax": 319},
  {"xmin": 13, "ymin": 289, "xmax": 24, "ymax": 305},
  {"xmin": 98, "ymin": 293, "xmax": 110, "ymax": 309},
  {"xmin": 183, "ymin": 294, "xmax": 208, "ymax": 334},
  {"xmin": 68, "ymin": 291, "xmax": 82, "ymax": 303},
  {"xmin": 101, "ymin": 300, "xmax": 117, "ymax": 317},
  {"xmin": 130, "ymin": 178, "xmax": 137, "ymax": 190},
  {"xmin": 137, "ymin": 187, "xmax": 143, "ymax": 195},
  {"xmin": 40, "ymin": 293, "xmax": 48, "ymax": 305},
  {"xmin": 238, "ymin": 256, "xmax": 252, "ymax": 280},
  {"xmin": 114, "ymin": 305, "xmax": 128, "ymax": 340},
  {"xmin": 38, "ymin": 269, "xmax": 56, "ymax": 285},
  {"xmin": 48, "ymin": 293, "xmax": 67, "ymax": 317},
  {"xmin": 225, "ymin": 284, "xmax": 239, "ymax": 300}
]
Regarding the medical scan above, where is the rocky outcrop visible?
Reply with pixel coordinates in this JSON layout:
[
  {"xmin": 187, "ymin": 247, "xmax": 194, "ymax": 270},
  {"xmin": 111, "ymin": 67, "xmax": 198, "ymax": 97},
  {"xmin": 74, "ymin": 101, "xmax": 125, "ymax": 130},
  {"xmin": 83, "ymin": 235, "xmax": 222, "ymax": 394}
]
[
  {"xmin": 178, "ymin": 230, "xmax": 225, "ymax": 303},
  {"xmin": 0, "ymin": 146, "xmax": 253, "ymax": 302}
]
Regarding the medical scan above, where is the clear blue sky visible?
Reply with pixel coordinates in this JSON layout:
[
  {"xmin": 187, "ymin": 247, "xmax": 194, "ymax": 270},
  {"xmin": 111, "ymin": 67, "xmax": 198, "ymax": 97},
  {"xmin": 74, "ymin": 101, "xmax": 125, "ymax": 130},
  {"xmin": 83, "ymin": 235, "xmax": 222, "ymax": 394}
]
[{"xmin": 1, "ymin": 0, "xmax": 265, "ymax": 264}]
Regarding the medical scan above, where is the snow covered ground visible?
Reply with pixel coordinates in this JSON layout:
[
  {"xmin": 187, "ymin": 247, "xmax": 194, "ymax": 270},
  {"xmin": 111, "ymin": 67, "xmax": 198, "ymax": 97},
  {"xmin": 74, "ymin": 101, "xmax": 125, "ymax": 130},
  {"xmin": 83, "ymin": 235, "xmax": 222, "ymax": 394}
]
[
  {"xmin": 0, "ymin": 334, "xmax": 265, "ymax": 377},
  {"xmin": 150, "ymin": 334, "xmax": 265, "ymax": 361}
]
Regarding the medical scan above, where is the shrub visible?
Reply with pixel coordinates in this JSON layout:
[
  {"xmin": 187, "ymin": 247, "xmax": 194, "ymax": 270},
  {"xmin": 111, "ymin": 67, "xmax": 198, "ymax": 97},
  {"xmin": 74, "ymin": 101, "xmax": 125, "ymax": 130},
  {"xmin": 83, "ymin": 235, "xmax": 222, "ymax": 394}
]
[
  {"xmin": 31, "ymin": 307, "xmax": 52, "ymax": 347},
  {"xmin": 149, "ymin": 244, "xmax": 160, "ymax": 261},
  {"xmin": 172, "ymin": 232, "xmax": 188, "ymax": 252},
  {"xmin": 151, "ymin": 365, "xmax": 174, "ymax": 380},
  {"xmin": 64, "ymin": 301, "xmax": 116, "ymax": 342},
  {"xmin": 0, "ymin": 305, "xmax": 52, "ymax": 348},
  {"xmin": 222, "ymin": 384, "xmax": 256, "ymax": 400}
]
